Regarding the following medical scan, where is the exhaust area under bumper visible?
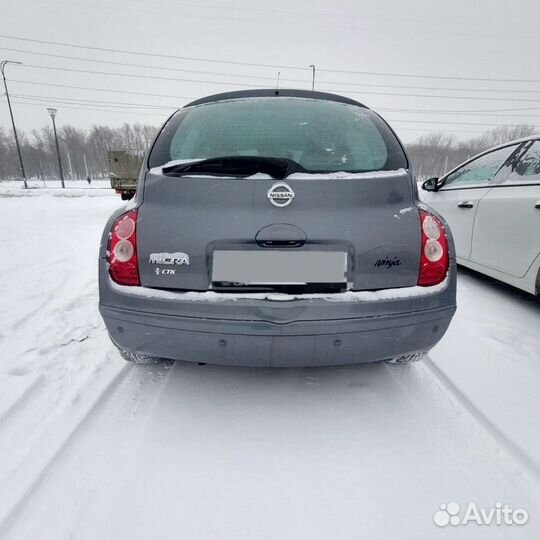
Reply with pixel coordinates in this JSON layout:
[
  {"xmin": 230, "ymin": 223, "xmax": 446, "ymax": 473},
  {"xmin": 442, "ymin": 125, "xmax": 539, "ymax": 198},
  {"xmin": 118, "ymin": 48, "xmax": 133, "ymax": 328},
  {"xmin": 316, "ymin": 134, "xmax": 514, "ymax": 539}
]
[{"xmin": 100, "ymin": 303, "xmax": 455, "ymax": 367}]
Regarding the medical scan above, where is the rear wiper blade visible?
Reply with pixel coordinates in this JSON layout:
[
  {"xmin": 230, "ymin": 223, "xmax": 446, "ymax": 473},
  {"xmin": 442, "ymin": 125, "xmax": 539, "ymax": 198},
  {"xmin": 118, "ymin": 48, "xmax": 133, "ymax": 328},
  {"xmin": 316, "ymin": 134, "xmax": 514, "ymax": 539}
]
[{"xmin": 161, "ymin": 156, "xmax": 306, "ymax": 179}]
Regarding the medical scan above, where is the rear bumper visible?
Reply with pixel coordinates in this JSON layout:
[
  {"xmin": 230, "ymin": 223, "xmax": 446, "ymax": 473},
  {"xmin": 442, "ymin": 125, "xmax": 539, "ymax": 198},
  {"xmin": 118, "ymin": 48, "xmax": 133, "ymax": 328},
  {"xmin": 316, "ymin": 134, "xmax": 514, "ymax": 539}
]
[
  {"xmin": 101, "ymin": 303, "xmax": 455, "ymax": 367},
  {"xmin": 99, "ymin": 264, "xmax": 457, "ymax": 367}
]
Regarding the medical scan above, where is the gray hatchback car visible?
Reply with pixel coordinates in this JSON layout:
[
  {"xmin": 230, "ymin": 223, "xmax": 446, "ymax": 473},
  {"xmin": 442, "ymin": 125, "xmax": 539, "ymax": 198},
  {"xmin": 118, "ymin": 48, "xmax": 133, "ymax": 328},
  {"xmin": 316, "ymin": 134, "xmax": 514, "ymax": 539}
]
[{"xmin": 99, "ymin": 89, "xmax": 456, "ymax": 366}]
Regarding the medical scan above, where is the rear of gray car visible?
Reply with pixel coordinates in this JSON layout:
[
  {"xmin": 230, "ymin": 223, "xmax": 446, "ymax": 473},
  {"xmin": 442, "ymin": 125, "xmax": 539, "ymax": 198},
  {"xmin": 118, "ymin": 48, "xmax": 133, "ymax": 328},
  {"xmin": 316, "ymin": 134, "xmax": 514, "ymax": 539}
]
[{"xmin": 99, "ymin": 89, "xmax": 456, "ymax": 366}]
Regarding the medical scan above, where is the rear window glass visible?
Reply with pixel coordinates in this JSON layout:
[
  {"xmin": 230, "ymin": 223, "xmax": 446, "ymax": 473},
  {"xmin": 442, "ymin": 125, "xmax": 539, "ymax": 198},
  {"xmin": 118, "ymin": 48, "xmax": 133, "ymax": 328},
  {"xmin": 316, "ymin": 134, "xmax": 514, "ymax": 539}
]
[{"xmin": 148, "ymin": 97, "xmax": 407, "ymax": 173}]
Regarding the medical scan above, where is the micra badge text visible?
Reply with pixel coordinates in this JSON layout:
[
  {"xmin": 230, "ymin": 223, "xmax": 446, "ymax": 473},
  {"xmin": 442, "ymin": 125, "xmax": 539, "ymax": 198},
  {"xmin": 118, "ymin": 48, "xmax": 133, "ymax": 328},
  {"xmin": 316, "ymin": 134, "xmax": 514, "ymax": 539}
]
[{"xmin": 149, "ymin": 252, "xmax": 190, "ymax": 266}]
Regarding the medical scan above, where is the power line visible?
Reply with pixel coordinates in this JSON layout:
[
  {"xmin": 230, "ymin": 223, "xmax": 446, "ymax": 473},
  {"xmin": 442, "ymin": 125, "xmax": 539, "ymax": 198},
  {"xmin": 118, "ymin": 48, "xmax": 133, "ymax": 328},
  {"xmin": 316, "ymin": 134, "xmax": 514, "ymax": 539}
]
[
  {"xmin": 395, "ymin": 127, "xmax": 492, "ymax": 134},
  {"xmin": 11, "ymin": 78, "xmax": 196, "ymax": 100},
  {"xmin": 379, "ymin": 106, "xmax": 540, "ymax": 114},
  {"xmin": 387, "ymin": 118, "xmax": 540, "ymax": 128},
  {"xmin": 0, "ymin": 46, "xmax": 280, "ymax": 82},
  {"xmin": 41, "ymin": 0, "xmax": 540, "ymax": 41},
  {"xmin": 9, "ymin": 79, "xmax": 540, "ymax": 114},
  {"xmin": 20, "ymin": 63, "xmax": 264, "ymax": 88},
  {"xmin": 0, "ymin": 34, "xmax": 308, "ymax": 71},
  {"xmin": 9, "ymin": 78, "xmax": 540, "ymax": 114},
  {"xmin": 3, "ymin": 97, "xmax": 168, "ymax": 117},
  {"xmin": 2, "ymin": 45, "xmax": 539, "ymax": 95},
  {"xmin": 15, "ymin": 64, "xmax": 540, "ymax": 103},
  {"xmin": 11, "ymin": 93, "xmax": 177, "ymax": 110},
  {"xmin": 4, "ymin": 95, "xmax": 537, "ymax": 129},
  {"xmin": 328, "ymin": 89, "xmax": 540, "ymax": 102},
  {"xmin": 305, "ymin": 80, "xmax": 539, "ymax": 94},
  {"xmin": 9, "ymin": 91, "xmax": 540, "ymax": 119},
  {"xmin": 2, "ymin": 33, "xmax": 540, "ymax": 83},
  {"xmin": 120, "ymin": 0, "xmax": 527, "ymax": 31}
]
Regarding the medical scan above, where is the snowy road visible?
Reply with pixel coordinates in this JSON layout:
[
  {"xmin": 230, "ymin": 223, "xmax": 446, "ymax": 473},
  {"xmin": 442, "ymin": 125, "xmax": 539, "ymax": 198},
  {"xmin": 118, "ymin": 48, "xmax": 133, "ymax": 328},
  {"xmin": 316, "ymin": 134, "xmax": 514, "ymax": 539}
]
[{"xmin": 0, "ymin": 188, "xmax": 539, "ymax": 540}]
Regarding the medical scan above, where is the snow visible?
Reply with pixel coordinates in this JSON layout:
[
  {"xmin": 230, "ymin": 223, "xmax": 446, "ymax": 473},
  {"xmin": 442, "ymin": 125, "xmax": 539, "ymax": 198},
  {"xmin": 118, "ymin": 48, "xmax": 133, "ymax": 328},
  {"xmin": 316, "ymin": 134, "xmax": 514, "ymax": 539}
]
[
  {"xmin": 428, "ymin": 269, "xmax": 540, "ymax": 473},
  {"xmin": 0, "ymin": 190, "xmax": 538, "ymax": 540},
  {"xmin": 147, "ymin": 164, "xmax": 408, "ymax": 180},
  {"xmin": 110, "ymin": 276, "xmax": 449, "ymax": 302},
  {"xmin": 246, "ymin": 172, "xmax": 273, "ymax": 179},
  {"xmin": 148, "ymin": 158, "xmax": 205, "ymax": 175},
  {"xmin": 0, "ymin": 179, "xmax": 113, "ymax": 198},
  {"xmin": 285, "ymin": 168, "xmax": 408, "ymax": 179}
]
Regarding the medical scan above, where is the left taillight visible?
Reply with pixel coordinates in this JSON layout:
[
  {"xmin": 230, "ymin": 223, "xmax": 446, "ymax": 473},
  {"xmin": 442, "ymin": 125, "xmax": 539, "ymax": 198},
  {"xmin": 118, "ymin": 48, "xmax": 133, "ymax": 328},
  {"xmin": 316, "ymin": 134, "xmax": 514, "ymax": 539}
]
[
  {"xmin": 418, "ymin": 210, "xmax": 449, "ymax": 287},
  {"xmin": 107, "ymin": 210, "xmax": 140, "ymax": 286}
]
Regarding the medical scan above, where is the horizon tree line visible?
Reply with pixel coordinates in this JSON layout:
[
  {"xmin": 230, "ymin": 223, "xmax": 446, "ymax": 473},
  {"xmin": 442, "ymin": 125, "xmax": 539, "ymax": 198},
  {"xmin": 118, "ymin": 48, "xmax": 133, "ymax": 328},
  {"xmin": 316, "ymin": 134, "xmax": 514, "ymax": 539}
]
[
  {"xmin": 0, "ymin": 123, "xmax": 157, "ymax": 181},
  {"xmin": 0, "ymin": 122, "xmax": 536, "ymax": 182}
]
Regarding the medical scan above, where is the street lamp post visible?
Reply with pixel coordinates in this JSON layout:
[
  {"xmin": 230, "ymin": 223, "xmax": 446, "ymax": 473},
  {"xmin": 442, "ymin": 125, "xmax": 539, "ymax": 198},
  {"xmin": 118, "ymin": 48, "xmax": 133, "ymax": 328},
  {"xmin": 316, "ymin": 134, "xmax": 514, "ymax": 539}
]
[
  {"xmin": 1, "ymin": 60, "xmax": 27, "ymax": 188},
  {"xmin": 47, "ymin": 107, "xmax": 65, "ymax": 188}
]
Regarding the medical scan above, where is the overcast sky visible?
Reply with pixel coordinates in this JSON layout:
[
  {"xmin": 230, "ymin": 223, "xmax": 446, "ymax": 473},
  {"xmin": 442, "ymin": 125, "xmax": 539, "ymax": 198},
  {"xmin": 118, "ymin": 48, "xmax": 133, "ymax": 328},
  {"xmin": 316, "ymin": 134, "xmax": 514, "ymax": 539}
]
[{"xmin": 1, "ymin": 0, "xmax": 539, "ymax": 142}]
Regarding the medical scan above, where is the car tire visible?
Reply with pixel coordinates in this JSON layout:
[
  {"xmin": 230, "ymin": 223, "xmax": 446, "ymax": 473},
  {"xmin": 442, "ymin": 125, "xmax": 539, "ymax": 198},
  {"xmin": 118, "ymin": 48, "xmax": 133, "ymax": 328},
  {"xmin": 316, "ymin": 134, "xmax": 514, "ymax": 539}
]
[{"xmin": 118, "ymin": 349, "xmax": 163, "ymax": 364}]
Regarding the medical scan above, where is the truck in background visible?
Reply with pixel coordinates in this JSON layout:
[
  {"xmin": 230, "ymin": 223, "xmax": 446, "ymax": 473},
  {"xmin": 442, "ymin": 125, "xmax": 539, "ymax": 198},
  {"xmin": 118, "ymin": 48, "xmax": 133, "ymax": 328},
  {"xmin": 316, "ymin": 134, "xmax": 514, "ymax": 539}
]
[{"xmin": 108, "ymin": 150, "xmax": 144, "ymax": 200}]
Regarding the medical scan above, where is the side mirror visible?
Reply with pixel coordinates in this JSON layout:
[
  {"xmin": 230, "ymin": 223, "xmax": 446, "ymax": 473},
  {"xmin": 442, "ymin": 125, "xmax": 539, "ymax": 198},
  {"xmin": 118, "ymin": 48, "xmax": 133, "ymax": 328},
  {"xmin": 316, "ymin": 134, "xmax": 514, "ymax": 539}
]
[{"xmin": 421, "ymin": 177, "xmax": 439, "ymax": 192}]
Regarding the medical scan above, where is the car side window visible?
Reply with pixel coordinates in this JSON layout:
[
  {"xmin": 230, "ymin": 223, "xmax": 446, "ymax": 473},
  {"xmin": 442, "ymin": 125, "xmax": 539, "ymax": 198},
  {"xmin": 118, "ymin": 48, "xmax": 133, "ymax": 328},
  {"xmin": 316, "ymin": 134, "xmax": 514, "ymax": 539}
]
[
  {"xmin": 500, "ymin": 141, "xmax": 540, "ymax": 185},
  {"xmin": 441, "ymin": 144, "xmax": 519, "ymax": 189}
]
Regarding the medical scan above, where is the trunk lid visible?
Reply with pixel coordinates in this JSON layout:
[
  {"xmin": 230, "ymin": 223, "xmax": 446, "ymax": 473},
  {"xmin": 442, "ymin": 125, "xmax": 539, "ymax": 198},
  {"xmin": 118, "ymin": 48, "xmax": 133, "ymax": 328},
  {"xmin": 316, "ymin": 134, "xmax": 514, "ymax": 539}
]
[{"xmin": 136, "ymin": 170, "xmax": 420, "ymax": 292}]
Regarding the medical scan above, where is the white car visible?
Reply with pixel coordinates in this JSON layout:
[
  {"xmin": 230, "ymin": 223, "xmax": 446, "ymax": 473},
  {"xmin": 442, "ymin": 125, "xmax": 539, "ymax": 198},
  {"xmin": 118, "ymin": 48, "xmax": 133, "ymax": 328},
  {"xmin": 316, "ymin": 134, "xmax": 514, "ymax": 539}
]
[{"xmin": 421, "ymin": 136, "xmax": 540, "ymax": 296}]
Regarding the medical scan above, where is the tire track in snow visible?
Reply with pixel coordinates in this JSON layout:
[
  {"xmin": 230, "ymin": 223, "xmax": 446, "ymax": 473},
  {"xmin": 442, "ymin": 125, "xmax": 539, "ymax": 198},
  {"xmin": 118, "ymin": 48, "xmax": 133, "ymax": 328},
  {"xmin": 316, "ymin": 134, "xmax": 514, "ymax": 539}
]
[
  {"xmin": 421, "ymin": 357, "xmax": 540, "ymax": 482},
  {"xmin": 0, "ymin": 194, "xmax": 128, "ymax": 537},
  {"xmin": 0, "ymin": 360, "xmax": 130, "ymax": 538},
  {"xmin": 0, "ymin": 375, "xmax": 44, "ymax": 426},
  {"xmin": 4, "ymin": 243, "xmax": 96, "ymax": 335},
  {"xmin": 5, "ymin": 360, "xmax": 539, "ymax": 540},
  {"xmin": 385, "ymin": 360, "xmax": 540, "ymax": 539},
  {"xmin": 6, "ymin": 272, "xmax": 76, "ymax": 332},
  {"xmin": 0, "ymin": 361, "xmax": 173, "ymax": 540}
]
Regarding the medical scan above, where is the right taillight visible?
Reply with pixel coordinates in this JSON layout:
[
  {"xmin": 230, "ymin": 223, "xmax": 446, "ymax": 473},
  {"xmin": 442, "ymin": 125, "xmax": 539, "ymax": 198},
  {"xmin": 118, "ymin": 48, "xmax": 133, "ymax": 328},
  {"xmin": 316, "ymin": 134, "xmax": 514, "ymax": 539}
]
[
  {"xmin": 418, "ymin": 210, "xmax": 449, "ymax": 286},
  {"xmin": 107, "ymin": 210, "xmax": 140, "ymax": 286}
]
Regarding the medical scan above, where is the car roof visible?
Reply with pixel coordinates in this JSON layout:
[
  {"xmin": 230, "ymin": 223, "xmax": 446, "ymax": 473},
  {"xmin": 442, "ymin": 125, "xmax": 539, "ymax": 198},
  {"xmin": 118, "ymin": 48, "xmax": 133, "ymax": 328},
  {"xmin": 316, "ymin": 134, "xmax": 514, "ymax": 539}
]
[
  {"xmin": 183, "ymin": 89, "xmax": 367, "ymax": 109},
  {"xmin": 485, "ymin": 134, "xmax": 540, "ymax": 152}
]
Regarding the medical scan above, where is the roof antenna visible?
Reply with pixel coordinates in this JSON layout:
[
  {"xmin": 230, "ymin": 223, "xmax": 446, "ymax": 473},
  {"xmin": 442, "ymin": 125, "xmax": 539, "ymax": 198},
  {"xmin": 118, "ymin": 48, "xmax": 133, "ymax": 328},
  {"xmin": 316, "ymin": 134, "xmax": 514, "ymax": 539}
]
[
  {"xmin": 275, "ymin": 71, "xmax": 280, "ymax": 94},
  {"xmin": 309, "ymin": 64, "xmax": 316, "ymax": 91}
]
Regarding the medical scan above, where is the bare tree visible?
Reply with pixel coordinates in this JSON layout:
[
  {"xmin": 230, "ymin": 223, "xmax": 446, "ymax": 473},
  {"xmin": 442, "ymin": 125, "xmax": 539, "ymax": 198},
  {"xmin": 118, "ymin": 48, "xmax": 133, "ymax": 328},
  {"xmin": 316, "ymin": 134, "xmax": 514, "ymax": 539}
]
[
  {"xmin": 472, "ymin": 125, "xmax": 536, "ymax": 149},
  {"xmin": 0, "ymin": 121, "xmax": 536, "ymax": 182},
  {"xmin": 407, "ymin": 124, "xmax": 538, "ymax": 180}
]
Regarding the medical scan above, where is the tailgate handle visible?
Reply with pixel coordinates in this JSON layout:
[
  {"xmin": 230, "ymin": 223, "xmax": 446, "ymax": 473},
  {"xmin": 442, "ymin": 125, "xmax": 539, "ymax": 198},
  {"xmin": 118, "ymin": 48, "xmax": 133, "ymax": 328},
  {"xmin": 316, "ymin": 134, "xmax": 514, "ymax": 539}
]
[
  {"xmin": 457, "ymin": 201, "xmax": 474, "ymax": 209},
  {"xmin": 535, "ymin": 201, "xmax": 540, "ymax": 209},
  {"xmin": 255, "ymin": 223, "xmax": 307, "ymax": 248}
]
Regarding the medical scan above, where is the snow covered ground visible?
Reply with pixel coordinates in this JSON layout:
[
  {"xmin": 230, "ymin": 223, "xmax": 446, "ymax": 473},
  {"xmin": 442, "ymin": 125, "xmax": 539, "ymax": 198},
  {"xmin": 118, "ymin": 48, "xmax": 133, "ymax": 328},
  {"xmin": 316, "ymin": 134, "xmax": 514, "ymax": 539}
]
[
  {"xmin": 0, "ymin": 179, "xmax": 111, "ymax": 197},
  {"xmin": 0, "ymin": 186, "xmax": 538, "ymax": 540}
]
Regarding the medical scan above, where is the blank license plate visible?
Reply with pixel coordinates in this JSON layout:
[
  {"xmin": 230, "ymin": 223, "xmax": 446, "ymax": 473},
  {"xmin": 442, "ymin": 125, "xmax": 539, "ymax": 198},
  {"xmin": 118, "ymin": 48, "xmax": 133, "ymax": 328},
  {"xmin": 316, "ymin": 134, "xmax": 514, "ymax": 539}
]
[{"xmin": 212, "ymin": 250, "xmax": 347, "ymax": 285}]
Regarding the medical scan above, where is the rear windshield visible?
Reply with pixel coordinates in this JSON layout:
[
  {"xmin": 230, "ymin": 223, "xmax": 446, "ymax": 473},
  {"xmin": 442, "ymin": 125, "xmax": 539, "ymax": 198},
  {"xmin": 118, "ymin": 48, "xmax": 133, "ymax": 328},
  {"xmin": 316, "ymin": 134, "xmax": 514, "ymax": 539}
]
[{"xmin": 148, "ymin": 97, "xmax": 407, "ymax": 173}]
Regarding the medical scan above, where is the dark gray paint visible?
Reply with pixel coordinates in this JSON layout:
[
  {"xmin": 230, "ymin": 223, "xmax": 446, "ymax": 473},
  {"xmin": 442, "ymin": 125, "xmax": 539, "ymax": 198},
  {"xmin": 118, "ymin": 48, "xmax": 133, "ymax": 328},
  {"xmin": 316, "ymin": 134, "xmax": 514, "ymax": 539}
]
[
  {"xmin": 98, "ymin": 172, "xmax": 457, "ymax": 366},
  {"xmin": 136, "ymin": 172, "xmax": 421, "ymax": 291},
  {"xmin": 98, "ymin": 94, "xmax": 456, "ymax": 366}
]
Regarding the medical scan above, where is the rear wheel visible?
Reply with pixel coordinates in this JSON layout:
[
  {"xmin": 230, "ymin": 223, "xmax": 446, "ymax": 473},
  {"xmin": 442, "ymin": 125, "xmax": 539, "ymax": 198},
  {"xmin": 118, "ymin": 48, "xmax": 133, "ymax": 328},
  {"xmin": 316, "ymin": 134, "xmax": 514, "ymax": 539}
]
[{"xmin": 118, "ymin": 350, "xmax": 163, "ymax": 364}]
